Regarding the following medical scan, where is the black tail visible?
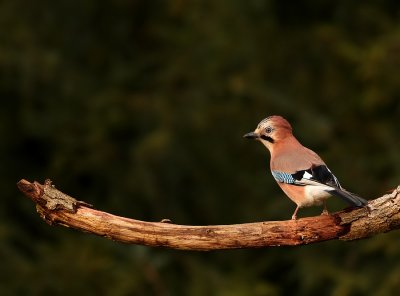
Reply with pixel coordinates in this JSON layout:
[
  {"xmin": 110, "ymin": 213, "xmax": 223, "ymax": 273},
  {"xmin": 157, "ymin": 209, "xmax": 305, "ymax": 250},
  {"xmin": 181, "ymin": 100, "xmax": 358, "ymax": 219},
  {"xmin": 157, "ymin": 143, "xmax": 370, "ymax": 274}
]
[{"xmin": 327, "ymin": 188, "xmax": 368, "ymax": 207}]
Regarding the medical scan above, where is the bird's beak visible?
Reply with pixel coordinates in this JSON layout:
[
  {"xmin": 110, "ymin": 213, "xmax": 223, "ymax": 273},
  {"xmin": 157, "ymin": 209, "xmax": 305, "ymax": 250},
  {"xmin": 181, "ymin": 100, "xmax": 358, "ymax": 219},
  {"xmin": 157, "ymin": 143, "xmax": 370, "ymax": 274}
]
[{"xmin": 243, "ymin": 132, "xmax": 260, "ymax": 139}]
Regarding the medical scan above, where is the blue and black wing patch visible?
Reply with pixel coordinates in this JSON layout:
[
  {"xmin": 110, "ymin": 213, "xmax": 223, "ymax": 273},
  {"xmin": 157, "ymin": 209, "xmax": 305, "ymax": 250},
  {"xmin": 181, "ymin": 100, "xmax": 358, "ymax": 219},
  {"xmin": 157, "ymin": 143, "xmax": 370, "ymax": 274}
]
[
  {"xmin": 271, "ymin": 165, "xmax": 367, "ymax": 207},
  {"xmin": 272, "ymin": 165, "xmax": 339, "ymax": 186},
  {"xmin": 271, "ymin": 171, "xmax": 297, "ymax": 184}
]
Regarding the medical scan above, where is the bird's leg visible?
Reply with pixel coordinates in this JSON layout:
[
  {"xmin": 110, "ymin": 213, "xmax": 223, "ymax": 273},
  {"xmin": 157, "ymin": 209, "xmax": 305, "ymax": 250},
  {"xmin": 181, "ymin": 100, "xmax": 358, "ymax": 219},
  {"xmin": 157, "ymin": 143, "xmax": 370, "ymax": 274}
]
[
  {"xmin": 321, "ymin": 201, "xmax": 329, "ymax": 216},
  {"xmin": 291, "ymin": 206, "xmax": 300, "ymax": 220}
]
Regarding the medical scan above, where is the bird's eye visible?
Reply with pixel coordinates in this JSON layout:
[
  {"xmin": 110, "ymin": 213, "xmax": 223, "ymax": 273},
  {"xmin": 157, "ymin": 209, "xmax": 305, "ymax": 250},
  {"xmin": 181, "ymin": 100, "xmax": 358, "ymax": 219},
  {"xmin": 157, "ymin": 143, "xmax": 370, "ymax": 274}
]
[{"xmin": 265, "ymin": 127, "xmax": 273, "ymax": 134}]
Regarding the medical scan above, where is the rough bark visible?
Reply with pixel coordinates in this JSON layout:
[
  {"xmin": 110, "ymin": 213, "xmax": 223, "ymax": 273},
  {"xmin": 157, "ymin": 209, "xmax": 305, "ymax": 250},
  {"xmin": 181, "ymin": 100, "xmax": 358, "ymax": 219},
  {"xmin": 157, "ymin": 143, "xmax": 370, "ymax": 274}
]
[{"xmin": 17, "ymin": 179, "xmax": 400, "ymax": 251}]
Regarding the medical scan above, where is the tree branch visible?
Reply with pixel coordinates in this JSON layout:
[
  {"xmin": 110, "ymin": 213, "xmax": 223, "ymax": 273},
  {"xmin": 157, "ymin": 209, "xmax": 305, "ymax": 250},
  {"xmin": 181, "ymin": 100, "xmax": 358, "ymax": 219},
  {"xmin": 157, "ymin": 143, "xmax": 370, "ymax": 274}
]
[{"xmin": 17, "ymin": 179, "xmax": 400, "ymax": 251}]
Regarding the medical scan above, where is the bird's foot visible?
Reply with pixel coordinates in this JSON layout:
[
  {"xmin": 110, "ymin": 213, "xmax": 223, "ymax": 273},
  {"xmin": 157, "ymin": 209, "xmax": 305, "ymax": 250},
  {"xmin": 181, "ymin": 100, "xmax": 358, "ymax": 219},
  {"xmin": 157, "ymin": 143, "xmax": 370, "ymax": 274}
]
[
  {"xmin": 320, "ymin": 209, "xmax": 330, "ymax": 216},
  {"xmin": 291, "ymin": 206, "xmax": 300, "ymax": 220},
  {"xmin": 321, "ymin": 202, "xmax": 329, "ymax": 216}
]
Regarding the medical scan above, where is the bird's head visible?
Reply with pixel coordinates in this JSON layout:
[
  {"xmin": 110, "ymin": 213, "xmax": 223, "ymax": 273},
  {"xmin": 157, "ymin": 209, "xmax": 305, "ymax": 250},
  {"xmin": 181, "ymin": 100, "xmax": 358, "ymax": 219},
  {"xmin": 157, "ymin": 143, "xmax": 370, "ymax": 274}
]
[{"xmin": 243, "ymin": 115, "xmax": 293, "ymax": 151}]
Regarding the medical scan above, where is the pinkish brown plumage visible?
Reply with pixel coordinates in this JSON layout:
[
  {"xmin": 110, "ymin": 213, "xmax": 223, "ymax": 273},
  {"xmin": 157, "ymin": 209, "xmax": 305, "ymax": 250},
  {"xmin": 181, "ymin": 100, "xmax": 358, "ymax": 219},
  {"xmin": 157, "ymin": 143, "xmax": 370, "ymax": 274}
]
[{"xmin": 244, "ymin": 115, "xmax": 367, "ymax": 220}]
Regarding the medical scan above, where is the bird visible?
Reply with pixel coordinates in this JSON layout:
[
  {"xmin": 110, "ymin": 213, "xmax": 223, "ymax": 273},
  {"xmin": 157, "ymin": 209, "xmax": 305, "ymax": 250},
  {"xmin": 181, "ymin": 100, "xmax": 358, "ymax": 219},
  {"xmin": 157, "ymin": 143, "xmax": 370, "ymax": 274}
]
[{"xmin": 244, "ymin": 115, "xmax": 367, "ymax": 220}]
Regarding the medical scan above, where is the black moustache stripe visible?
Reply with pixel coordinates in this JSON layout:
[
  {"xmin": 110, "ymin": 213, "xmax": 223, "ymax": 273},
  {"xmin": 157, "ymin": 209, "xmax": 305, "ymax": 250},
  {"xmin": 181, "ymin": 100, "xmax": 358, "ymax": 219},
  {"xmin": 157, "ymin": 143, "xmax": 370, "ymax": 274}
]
[{"xmin": 260, "ymin": 135, "xmax": 274, "ymax": 143}]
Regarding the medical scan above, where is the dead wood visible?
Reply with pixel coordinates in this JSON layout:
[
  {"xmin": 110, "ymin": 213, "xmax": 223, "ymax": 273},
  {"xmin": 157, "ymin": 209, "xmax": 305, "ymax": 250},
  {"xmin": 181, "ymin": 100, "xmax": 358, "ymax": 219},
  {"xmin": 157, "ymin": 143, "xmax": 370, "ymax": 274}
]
[{"xmin": 17, "ymin": 179, "xmax": 400, "ymax": 251}]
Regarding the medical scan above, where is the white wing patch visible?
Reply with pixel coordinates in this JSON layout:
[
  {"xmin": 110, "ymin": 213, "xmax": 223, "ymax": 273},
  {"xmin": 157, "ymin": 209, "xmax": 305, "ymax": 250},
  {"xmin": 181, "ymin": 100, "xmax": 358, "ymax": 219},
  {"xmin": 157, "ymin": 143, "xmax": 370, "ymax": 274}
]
[{"xmin": 303, "ymin": 171, "xmax": 313, "ymax": 179}]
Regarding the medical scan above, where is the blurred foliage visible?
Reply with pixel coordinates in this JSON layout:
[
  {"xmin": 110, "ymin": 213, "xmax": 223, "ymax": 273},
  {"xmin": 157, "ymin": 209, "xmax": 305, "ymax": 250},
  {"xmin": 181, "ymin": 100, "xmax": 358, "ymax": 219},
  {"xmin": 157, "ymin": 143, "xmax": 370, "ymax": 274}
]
[{"xmin": 1, "ymin": 0, "xmax": 400, "ymax": 295}]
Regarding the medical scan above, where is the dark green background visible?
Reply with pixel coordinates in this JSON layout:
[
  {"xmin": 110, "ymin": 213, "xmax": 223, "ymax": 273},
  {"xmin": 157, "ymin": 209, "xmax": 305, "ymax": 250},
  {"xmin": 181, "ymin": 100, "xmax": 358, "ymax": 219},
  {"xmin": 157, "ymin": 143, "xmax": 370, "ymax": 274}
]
[{"xmin": 1, "ymin": 1, "xmax": 400, "ymax": 295}]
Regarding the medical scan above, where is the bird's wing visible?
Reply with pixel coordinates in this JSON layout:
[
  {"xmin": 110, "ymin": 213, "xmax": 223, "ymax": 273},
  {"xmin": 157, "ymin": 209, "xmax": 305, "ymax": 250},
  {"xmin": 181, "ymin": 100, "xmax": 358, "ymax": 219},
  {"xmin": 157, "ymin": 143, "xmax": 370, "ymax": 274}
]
[
  {"xmin": 271, "ymin": 165, "xmax": 337, "ymax": 187},
  {"xmin": 271, "ymin": 165, "xmax": 367, "ymax": 207},
  {"xmin": 292, "ymin": 165, "xmax": 341, "ymax": 188}
]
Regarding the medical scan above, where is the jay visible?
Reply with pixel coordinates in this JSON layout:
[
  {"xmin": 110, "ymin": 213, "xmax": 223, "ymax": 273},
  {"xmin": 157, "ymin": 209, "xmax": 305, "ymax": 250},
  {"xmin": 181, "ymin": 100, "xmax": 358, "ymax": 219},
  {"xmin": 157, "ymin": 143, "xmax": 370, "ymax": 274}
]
[{"xmin": 244, "ymin": 115, "xmax": 367, "ymax": 220}]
